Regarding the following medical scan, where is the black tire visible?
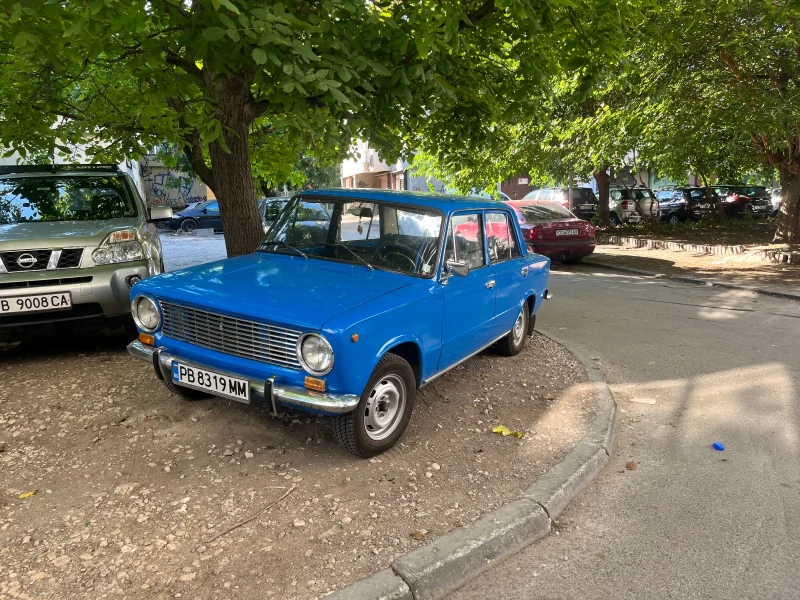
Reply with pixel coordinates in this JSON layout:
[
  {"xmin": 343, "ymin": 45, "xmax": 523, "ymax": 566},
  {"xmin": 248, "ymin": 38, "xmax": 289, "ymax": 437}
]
[
  {"xmin": 123, "ymin": 316, "xmax": 139, "ymax": 340},
  {"xmin": 160, "ymin": 374, "xmax": 214, "ymax": 401},
  {"xmin": 497, "ymin": 304, "xmax": 529, "ymax": 356},
  {"xmin": 667, "ymin": 213, "xmax": 681, "ymax": 225},
  {"xmin": 564, "ymin": 256, "xmax": 583, "ymax": 265},
  {"xmin": 608, "ymin": 213, "xmax": 620, "ymax": 227},
  {"xmin": 159, "ymin": 257, "xmax": 166, "ymax": 274},
  {"xmin": 332, "ymin": 353, "xmax": 416, "ymax": 458},
  {"xmin": 181, "ymin": 218, "xmax": 199, "ymax": 233}
]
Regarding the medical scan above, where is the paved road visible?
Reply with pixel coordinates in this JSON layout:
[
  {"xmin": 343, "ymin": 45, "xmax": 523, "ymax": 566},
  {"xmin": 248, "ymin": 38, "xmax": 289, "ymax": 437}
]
[{"xmin": 452, "ymin": 266, "xmax": 800, "ymax": 600}]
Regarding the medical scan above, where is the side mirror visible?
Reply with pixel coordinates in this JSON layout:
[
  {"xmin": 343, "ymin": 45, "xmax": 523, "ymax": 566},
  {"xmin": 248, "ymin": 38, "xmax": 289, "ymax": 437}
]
[
  {"xmin": 358, "ymin": 207, "xmax": 373, "ymax": 218},
  {"xmin": 201, "ymin": 208, "xmax": 208, "ymax": 214},
  {"xmin": 149, "ymin": 206, "xmax": 173, "ymax": 222},
  {"xmin": 445, "ymin": 260, "xmax": 470, "ymax": 278}
]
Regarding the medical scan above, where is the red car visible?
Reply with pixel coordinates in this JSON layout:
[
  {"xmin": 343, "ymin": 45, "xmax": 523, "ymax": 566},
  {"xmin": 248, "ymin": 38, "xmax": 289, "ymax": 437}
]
[{"xmin": 505, "ymin": 201, "xmax": 596, "ymax": 264}]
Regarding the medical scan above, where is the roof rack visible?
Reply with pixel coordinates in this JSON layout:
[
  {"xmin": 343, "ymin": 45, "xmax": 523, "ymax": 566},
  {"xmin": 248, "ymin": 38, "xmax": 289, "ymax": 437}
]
[{"xmin": 0, "ymin": 164, "xmax": 122, "ymax": 176}]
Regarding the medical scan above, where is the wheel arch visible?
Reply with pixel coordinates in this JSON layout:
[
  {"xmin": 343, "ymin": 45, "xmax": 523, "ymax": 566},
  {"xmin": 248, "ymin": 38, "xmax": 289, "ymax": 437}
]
[{"xmin": 378, "ymin": 338, "xmax": 423, "ymax": 389}]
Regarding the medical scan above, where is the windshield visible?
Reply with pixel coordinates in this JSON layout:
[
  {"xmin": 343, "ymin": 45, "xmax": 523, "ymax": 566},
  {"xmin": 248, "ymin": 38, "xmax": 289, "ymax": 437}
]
[
  {"xmin": 517, "ymin": 204, "xmax": 575, "ymax": 222},
  {"xmin": 0, "ymin": 176, "xmax": 138, "ymax": 224},
  {"xmin": 611, "ymin": 189, "xmax": 647, "ymax": 201},
  {"xmin": 260, "ymin": 197, "xmax": 443, "ymax": 277}
]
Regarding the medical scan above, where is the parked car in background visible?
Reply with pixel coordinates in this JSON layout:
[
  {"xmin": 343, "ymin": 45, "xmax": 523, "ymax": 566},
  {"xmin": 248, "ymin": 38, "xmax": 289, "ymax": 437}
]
[
  {"xmin": 522, "ymin": 187, "xmax": 598, "ymax": 220},
  {"xmin": 166, "ymin": 200, "xmax": 220, "ymax": 232},
  {"xmin": 713, "ymin": 185, "xmax": 773, "ymax": 218},
  {"xmin": 128, "ymin": 189, "xmax": 551, "ymax": 457},
  {"xmin": 608, "ymin": 187, "xmax": 660, "ymax": 225},
  {"xmin": 656, "ymin": 187, "xmax": 723, "ymax": 223},
  {"xmin": 507, "ymin": 201, "xmax": 596, "ymax": 264},
  {"xmin": 260, "ymin": 196, "xmax": 330, "ymax": 236},
  {"xmin": 0, "ymin": 164, "xmax": 172, "ymax": 340}
]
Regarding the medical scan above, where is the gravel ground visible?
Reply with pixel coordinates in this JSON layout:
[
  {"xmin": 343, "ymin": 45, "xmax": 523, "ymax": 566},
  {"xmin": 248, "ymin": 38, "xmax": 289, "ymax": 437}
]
[
  {"xmin": 0, "ymin": 330, "xmax": 592, "ymax": 600},
  {"xmin": 159, "ymin": 229, "xmax": 228, "ymax": 271},
  {"xmin": 590, "ymin": 245, "xmax": 800, "ymax": 290}
]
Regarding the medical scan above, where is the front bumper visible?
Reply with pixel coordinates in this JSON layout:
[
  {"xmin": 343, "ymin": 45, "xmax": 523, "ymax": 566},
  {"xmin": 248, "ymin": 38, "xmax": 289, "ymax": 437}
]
[{"xmin": 127, "ymin": 340, "xmax": 360, "ymax": 416}]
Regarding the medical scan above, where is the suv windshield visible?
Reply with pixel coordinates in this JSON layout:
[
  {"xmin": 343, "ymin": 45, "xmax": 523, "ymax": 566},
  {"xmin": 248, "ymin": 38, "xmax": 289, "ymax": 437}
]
[
  {"xmin": 0, "ymin": 176, "xmax": 137, "ymax": 224},
  {"xmin": 260, "ymin": 197, "xmax": 443, "ymax": 277}
]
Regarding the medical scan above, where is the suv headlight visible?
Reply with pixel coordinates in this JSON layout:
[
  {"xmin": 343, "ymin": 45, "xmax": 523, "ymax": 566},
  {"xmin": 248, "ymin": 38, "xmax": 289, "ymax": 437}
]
[
  {"xmin": 131, "ymin": 295, "xmax": 161, "ymax": 332},
  {"xmin": 93, "ymin": 229, "xmax": 144, "ymax": 265},
  {"xmin": 297, "ymin": 333, "xmax": 334, "ymax": 375}
]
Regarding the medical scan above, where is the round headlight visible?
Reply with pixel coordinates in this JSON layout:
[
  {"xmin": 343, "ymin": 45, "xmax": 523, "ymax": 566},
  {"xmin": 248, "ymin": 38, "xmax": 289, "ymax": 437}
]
[
  {"xmin": 298, "ymin": 333, "xmax": 334, "ymax": 375},
  {"xmin": 132, "ymin": 295, "xmax": 161, "ymax": 333},
  {"xmin": 93, "ymin": 247, "xmax": 113, "ymax": 265}
]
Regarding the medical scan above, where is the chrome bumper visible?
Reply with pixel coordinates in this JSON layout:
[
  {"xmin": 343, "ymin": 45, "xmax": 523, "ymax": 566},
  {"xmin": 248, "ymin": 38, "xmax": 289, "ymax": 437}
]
[{"xmin": 127, "ymin": 340, "xmax": 359, "ymax": 415}]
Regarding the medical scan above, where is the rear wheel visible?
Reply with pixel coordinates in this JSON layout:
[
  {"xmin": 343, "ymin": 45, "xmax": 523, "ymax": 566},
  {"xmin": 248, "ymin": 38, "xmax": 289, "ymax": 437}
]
[
  {"xmin": 608, "ymin": 213, "xmax": 620, "ymax": 227},
  {"xmin": 497, "ymin": 304, "xmax": 529, "ymax": 356},
  {"xmin": 181, "ymin": 218, "xmax": 199, "ymax": 233},
  {"xmin": 667, "ymin": 213, "xmax": 681, "ymax": 225},
  {"xmin": 332, "ymin": 353, "xmax": 416, "ymax": 458}
]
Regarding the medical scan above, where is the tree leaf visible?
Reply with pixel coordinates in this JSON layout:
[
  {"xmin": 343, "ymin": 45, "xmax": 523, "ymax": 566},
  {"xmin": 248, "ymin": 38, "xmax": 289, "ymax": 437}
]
[
  {"xmin": 329, "ymin": 87, "xmax": 350, "ymax": 104},
  {"xmin": 202, "ymin": 27, "xmax": 227, "ymax": 41},
  {"xmin": 252, "ymin": 48, "xmax": 268, "ymax": 65}
]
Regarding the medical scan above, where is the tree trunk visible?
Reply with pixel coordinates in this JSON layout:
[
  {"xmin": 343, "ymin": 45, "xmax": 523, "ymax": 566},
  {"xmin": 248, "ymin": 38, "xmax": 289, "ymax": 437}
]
[
  {"xmin": 206, "ymin": 76, "xmax": 264, "ymax": 258},
  {"xmin": 774, "ymin": 164, "xmax": 800, "ymax": 244},
  {"xmin": 594, "ymin": 168, "xmax": 610, "ymax": 227}
]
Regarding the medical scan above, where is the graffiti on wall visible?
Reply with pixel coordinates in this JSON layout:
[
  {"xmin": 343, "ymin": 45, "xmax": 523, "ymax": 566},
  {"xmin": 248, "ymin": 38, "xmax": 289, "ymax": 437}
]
[{"xmin": 140, "ymin": 156, "xmax": 209, "ymax": 208}]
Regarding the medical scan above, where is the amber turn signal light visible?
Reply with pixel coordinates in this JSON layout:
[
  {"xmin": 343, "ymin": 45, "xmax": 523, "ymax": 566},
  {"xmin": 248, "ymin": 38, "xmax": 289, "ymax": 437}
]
[
  {"xmin": 138, "ymin": 332, "xmax": 155, "ymax": 346},
  {"xmin": 304, "ymin": 376, "xmax": 326, "ymax": 392}
]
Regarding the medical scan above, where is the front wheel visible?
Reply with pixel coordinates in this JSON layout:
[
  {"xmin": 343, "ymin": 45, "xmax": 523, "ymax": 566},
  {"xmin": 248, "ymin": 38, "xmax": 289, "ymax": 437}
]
[
  {"xmin": 497, "ymin": 304, "xmax": 529, "ymax": 356},
  {"xmin": 667, "ymin": 213, "xmax": 681, "ymax": 225},
  {"xmin": 332, "ymin": 353, "xmax": 416, "ymax": 458},
  {"xmin": 181, "ymin": 218, "xmax": 199, "ymax": 233}
]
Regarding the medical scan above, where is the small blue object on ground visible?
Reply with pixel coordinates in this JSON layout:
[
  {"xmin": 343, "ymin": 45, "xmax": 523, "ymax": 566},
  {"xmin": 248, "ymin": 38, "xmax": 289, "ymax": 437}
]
[{"xmin": 712, "ymin": 442, "xmax": 725, "ymax": 451}]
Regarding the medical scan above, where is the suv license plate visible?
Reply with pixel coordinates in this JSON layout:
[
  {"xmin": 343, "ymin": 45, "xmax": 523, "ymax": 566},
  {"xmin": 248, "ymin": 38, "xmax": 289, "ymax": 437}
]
[
  {"xmin": 556, "ymin": 229, "xmax": 580, "ymax": 236},
  {"xmin": 0, "ymin": 292, "xmax": 71, "ymax": 314},
  {"xmin": 580, "ymin": 204, "xmax": 594, "ymax": 209},
  {"xmin": 172, "ymin": 362, "xmax": 250, "ymax": 402}
]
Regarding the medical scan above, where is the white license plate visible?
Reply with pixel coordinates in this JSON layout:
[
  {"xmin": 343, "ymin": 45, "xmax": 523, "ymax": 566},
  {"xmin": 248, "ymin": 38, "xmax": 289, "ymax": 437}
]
[
  {"xmin": 580, "ymin": 204, "xmax": 594, "ymax": 209},
  {"xmin": 0, "ymin": 292, "xmax": 71, "ymax": 314},
  {"xmin": 556, "ymin": 229, "xmax": 580, "ymax": 236},
  {"xmin": 171, "ymin": 362, "xmax": 250, "ymax": 402}
]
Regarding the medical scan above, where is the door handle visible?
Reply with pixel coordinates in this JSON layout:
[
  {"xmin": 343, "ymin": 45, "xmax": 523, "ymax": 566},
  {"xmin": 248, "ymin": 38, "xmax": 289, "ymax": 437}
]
[
  {"xmin": 485, "ymin": 280, "xmax": 496, "ymax": 290},
  {"xmin": 521, "ymin": 266, "xmax": 529, "ymax": 276}
]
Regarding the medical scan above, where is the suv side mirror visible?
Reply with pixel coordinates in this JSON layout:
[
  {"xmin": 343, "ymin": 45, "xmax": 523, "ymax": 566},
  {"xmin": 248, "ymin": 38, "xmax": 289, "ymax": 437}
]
[
  {"xmin": 149, "ymin": 206, "xmax": 173, "ymax": 222},
  {"xmin": 445, "ymin": 260, "xmax": 469, "ymax": 278}
]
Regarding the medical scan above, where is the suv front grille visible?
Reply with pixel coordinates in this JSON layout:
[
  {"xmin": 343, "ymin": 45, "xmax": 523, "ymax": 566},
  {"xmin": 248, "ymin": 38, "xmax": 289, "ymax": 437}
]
[
  {"xmin": 160, "ymin": 302, "xmax": 303, "ymax": 370},
  {"xmin": 57, "ymin": 248, "xmax": 84, "ymax": 269},
  {"xmin": 0, "ymin": 250, "xmax": 53, "ymax": 272}
]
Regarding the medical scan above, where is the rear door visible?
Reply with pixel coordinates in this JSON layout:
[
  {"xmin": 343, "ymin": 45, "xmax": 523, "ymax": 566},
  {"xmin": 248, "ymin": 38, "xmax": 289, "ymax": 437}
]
[
  {"xmin": 438, "ymin": 212, "xmax": 497, "ymax": 370},
  {"xmin": 485, "ymin": 211, "xmax": 527, "ymax": 338}
]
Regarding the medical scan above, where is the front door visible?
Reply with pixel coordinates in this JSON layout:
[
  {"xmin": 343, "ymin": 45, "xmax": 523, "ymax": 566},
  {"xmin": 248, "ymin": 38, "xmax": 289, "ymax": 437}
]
[
  {"xmin": 485, "ymin": 211, "xmax": 527, "ymax": 338},
  {"xmin": 199, "ymin": 201, "xmax": 222, "ymax": 229},
  {"xmin": 438, "ymin": 212, "xmax": 497, "ymax": 370}
]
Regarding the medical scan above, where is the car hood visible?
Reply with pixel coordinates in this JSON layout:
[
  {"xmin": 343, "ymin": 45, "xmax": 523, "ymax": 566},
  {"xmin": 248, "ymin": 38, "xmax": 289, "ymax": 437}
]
[
  {"xmin": 136, "ymin": 252, "xmax": 415, "ymax": 330},
  {"xmin": 0, "ymin": 219, "xmax": 140, "ymax": 250}
]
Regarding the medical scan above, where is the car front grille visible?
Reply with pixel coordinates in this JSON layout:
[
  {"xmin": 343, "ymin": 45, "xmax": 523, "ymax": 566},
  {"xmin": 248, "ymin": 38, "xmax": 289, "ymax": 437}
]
[
  {"xmin": 57, "ymin": 248, "xmax": 84, "ymax": 268},
  {"xmin": 160, "ymin": 302, "xmax": 303, "ymax": 370},
  {"xmin": 0, "ymin": 249, "xmax": 53, "ymax": 272},
  {"xmin": 0, "ymin": 276, "xmax": 92, "ymax": 291}
]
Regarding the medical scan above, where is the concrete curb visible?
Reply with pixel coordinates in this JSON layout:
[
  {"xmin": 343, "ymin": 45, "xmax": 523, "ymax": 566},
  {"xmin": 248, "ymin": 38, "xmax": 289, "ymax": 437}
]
[
  {"xmin": 583, "ymin": 259, "xmax": 800, "ymax": 302},
  {"xmin": 325, "ymin": 331, "xmax": 617, "ymax": 600},
  {"xmin": 596, "ymin": 234, "xmax": 800, "ymax": 264}
]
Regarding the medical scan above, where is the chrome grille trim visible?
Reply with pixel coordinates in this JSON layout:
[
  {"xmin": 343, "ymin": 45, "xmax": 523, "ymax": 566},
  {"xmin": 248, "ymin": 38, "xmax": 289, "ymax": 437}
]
[{"xmin": 160, "ymin": 302, "xmax": 303, "ymax": 370}]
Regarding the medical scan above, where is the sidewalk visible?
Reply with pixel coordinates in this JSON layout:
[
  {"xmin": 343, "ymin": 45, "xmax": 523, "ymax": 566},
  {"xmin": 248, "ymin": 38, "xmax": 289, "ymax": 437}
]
[{"xmin": 585, "ymin": 245, "xmax": 800, "ymax": 301}]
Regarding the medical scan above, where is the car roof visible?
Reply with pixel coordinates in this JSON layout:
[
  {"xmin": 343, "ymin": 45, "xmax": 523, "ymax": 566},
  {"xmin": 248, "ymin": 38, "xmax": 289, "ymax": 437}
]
[{"xmin": 299, "ymin": 188, "xmax": 508, "ymax": 213}]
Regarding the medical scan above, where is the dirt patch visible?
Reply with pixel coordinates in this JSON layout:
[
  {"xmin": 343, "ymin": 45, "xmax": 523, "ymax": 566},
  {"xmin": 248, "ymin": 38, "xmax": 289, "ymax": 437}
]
[
  {"xmin": 589, "ymin": 245, "xmax": 800, "ymax": 291},
  {"xmin": 0, "ymin": 331, "xmax": 593, "ymax": 599}
]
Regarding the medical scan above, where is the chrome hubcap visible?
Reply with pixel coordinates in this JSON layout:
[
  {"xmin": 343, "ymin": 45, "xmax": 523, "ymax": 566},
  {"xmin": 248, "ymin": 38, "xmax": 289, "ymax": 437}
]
[
  {"xmin": 363, "ymin": 374, "xmax": 406, "ymax": 441},
  {"xmin": 512, "ymin": 309, "xmax": 525, "ymax": 345}
]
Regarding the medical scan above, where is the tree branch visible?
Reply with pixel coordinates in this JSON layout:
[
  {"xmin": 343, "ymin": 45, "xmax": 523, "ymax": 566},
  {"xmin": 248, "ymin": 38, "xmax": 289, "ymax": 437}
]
[
  {"xmin": 168, "ymin": 96, "xmax": 215, "ymax": 190},
  {"xmin": 459, "ymin": 0, "xmax": 496, "ymax": 30},
  {"xmin": 165, "ymin": 49, "xmax": 203, "ymax": 79}
]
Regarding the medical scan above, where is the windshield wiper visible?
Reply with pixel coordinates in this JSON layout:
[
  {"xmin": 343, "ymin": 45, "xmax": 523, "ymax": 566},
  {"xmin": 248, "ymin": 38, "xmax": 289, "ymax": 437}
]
[
  {"xmin": 260, "ymin": 239, "xmax": 307, "ymax": 259},
  {"xmin": 325, "ymin": 243, "xmax": 374, "ymax": 271}
]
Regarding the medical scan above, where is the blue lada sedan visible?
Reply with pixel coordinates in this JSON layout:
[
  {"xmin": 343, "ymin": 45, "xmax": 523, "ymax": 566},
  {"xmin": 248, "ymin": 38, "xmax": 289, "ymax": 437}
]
[{"xmin": 128, "ymin": 189, "xmax": 551, "ymax": 457}]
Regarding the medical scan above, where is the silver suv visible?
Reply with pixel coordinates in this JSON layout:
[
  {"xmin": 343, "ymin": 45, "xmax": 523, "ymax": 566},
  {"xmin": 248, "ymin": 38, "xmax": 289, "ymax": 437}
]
[{"xmin": 0, "ymin": 164, "xmax": 172, "ymax": 339}]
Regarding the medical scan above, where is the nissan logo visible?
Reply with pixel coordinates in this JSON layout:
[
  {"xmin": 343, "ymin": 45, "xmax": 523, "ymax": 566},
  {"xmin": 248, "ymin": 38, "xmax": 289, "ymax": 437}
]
[{"xmin": 16, "ymin": 253, "xmax": 37, "ymax": 269}]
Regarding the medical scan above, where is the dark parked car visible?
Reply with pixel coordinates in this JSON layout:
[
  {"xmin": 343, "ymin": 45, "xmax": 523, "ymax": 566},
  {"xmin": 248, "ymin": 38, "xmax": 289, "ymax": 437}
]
[
  {"xmin": 521, "ymin": 187, "xmax": 598, "ymax": 220},
  {"xmin": 507, "ymin": 201, "xmax": 596, "ymax": 264},
  {"xmin": 655, "ymin": 187, "xmax": 724, "ymax": 223},
  {"xmin": 713, "ymin": 185, "xmax": 773, "ymax": 218},
  {"xmin": 166, "ymin": 201, "xmax": 220, "ymax": 232}
]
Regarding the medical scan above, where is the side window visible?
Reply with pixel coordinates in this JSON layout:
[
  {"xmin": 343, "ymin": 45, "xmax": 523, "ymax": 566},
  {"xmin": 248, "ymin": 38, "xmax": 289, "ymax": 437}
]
[
  {"xmin": 444, "ymin": 213, "xmax": 485, "ymax": 270},
  {"xmin": 206, "ymin": 201, "xmax": 219, "ymax": 213},
  {"xmin": 485, "ymin": 212, "xmax": 520, "ymax": 264}
]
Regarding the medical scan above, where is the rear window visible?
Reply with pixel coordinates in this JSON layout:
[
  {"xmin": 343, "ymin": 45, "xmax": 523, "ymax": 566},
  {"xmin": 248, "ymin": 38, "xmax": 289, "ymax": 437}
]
[
  {"xmin": 517, "ymin": 204, "xmax": 575, "ymax": 222},
  {"xmin": 0, "ymin": 175, "xmax": 138, "ymax": 224},
  {"xmin": 734, "ymin": 186, "xmax": 768, "ymax": 198}
]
